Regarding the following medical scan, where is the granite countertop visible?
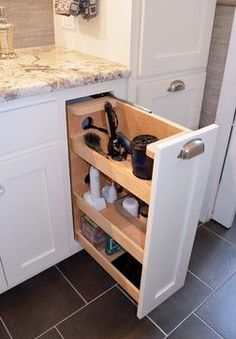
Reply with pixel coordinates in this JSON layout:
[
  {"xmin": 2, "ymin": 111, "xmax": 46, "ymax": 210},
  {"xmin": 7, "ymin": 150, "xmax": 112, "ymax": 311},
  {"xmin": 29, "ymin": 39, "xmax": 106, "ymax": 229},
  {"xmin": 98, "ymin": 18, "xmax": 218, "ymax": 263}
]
[{"xmin": 0, "ymin": 46, "xmax": 130, "ymax": 103}]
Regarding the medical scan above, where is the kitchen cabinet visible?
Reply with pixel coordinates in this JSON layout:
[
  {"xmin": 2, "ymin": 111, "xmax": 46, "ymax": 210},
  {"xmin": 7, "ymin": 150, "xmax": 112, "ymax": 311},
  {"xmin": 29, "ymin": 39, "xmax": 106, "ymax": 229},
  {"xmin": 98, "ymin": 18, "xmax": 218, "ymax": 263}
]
[
  {"xmin": 54, "ymin": 0, "xmax": 216, "ymax": 128},
  {"xmin": 0, "ymin": 79, "xmax": 127, "ymax": 293},
  {"xmin": 0, "ymin": 72, "xmax": 217, "ymax": 316},
  {"xmin": 0, "ymin": 146, "xmax": 69, "ymax": 287},
  {"xmin": 136, "ymin": 73, "xmax": 206, "ymax": 129},
  {"xmin": 0, "ymin": 97, "xmax": 71, "ymax": 290},
  {"xmin": 138, "ymin": 0, "xmax": 216, "ymax": 77},
  {"xmin": 67, "ymin": 96, "xmax": 218, "ymax": 318},
  {"xmin": 130, "ymin": 0, "xmax": 216, "ymax": 129}
]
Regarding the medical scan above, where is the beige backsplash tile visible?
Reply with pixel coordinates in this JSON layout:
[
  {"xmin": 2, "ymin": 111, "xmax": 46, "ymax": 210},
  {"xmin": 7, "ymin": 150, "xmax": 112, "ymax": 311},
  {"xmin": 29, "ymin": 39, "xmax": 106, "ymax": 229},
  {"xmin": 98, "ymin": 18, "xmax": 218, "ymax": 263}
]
[
  {"xmin": 1, "ymin": 0, "xmax": 54, "ymax": 48},
  {"xmin": 200, "ymin": 5, "xmax": 235, "ymax": 128}
]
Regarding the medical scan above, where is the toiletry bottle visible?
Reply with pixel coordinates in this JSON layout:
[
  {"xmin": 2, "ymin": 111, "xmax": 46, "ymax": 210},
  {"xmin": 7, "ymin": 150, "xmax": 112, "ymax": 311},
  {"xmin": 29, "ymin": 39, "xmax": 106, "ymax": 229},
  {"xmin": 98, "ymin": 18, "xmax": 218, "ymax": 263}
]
[
  {"xmin": 90, "ymin": 166, "xmax": 101, "ymax": 201},
  {"xmin": 0, "ymin": 6, "xmax": 15, "ymax": 59}
]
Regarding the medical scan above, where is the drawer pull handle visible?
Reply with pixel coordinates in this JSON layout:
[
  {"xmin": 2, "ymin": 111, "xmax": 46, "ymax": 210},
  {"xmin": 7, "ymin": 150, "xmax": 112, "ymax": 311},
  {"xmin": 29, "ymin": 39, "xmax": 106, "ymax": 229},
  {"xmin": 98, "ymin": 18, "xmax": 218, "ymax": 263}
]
[
  {"xmin": 0, "ymin": 184, "xmax": 5, "ymax": 197},
  {"xmin": 178, "ymin": 138, "xmax": 205, "ymax": 160},
  {"xmin": 167, "ymin": 80, "xmax": 186, "ymax": 93}
]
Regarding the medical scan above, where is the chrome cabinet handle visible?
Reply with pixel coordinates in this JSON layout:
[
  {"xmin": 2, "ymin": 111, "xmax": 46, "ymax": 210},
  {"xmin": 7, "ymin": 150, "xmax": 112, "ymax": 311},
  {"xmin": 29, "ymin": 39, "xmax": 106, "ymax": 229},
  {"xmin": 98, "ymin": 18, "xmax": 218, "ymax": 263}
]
[
  {"xmin": 178, "ymin": 138, "xmax": 205, "ymax": 160},
  {"xmin": 0, "ymin": 184, "xmax": 5, "ymax": 196},
  {"xmin": 167, "ymin": 80, "xmax": 186, "ymax": 93}
]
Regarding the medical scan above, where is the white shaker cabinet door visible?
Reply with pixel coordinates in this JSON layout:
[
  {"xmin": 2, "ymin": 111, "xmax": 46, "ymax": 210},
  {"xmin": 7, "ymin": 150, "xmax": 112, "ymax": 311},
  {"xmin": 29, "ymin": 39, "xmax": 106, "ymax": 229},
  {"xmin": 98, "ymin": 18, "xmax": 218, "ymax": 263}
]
[
  {"xmin": 137, "ymin": 73, "xmax": 206, "ymax": 129},
  {"xmin": 138, "ymin": 0, "xmax": 216, "ymax": 76},
  {"xmin": 0, "ymin": 146, "xmax": 69, "ymax": 287},
  {"xmin": 138, "ymin": 124, "xmax": 218, "ymax": 318}
]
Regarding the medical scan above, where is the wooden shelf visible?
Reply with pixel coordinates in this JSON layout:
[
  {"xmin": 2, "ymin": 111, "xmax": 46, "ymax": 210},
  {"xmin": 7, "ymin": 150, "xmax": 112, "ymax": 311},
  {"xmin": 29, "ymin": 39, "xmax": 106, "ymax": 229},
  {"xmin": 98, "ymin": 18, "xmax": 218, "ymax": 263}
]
[
  {"xmin": 70, "ymin": 134, "xmax": 152, "ymax": 205},
  {"xmin": 76, "ymin": 231, "xmax": 140, "ymax": 302},
  {"xmin": 73, "ymin": 190, "xmax": 146, "ymax": 264}
]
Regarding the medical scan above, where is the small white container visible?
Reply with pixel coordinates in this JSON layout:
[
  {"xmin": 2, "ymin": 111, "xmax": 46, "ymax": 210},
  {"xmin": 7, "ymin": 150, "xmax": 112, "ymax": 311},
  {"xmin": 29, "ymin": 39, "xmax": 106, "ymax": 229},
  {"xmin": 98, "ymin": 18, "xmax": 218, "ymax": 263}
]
[
  {"xmin": 122, "ymin": 197, "xmax": 139, "ymax": 217},
  {"xmin": 101, "ymin": 184, "xmax": 118, "ymax": 203}
]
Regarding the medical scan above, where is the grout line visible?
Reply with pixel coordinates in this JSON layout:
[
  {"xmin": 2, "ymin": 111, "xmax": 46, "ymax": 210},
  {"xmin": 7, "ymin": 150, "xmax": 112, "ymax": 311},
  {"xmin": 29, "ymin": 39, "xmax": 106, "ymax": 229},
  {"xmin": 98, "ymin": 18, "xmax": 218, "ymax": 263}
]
[
  {"xmin": 0, "ymin": 317, "xmax": 13, "ymax": 339},
  {"xmin": 193, "ymin": 313, "xmax": 224, "ymax": 338},
  {"xmin": 202, "ymin": 225, "xmax": 236, "ymax": 248},
  {"xmin": 166, "ymin": 313, "xmax": 193, "ymax": 337},
  {"xmin": 198, "ymin": 222, "xmax": 205, "ymax": 228},
  {"xmin": 33, "ymin": 308, "xmax": 84, "ymax": 339},
  {"xmin": 199, "ymin": 225, "xmax": 236, "ymax": 291},
  {"xmin": 35, "ymin": 327, "xmax": 64, "ymax": 339},
  {"xmin": 55, "ymin": 265, "xmax": 88, "ymax": 304},
  {"xmin": 194, "ymin": 270, "xmax": 236, "ymax": 312},
  {"xmin": 117, "ymin": 285, "xmax": 137, "ymax": 306},
  {"xmin": 34, "ymin": 284, "xmax": 117, "ymax": 339},
  {"xmin": 187, "ymin": 270, "xmax": 214, "ymax": 291},
  {"xmin": 34, "ymin": 328, "xmax": 55, "ymax": 339},
  {"xmin": 166, "ymin": 292, "xmax": 215, "ymax": 336},
  {"xmin": 54, "ymin": 326, "xmax": 65, "ymax": 339},
  {"xmin": 117, "ymin": 286, "xmax": 167, "ymax": 337},
  {"xmin": 85, "ymin": 283, "xmax": 118, "ymax": 305},
  {"xmin": 167, "ymin": 270, "xmax": 236, "ymax": 337},
  {"xmin": 146, "ymin": 315, "xmax": 167, "ymax": 337}
]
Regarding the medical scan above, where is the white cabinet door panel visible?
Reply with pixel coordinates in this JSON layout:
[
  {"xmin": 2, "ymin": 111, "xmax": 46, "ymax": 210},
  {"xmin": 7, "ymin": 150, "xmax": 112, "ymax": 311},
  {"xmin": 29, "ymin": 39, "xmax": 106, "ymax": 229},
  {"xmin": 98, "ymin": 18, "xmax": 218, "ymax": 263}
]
[
  {"xmin": 0, "ymin": 100, "xmax": 60, "ymax": 157},
  {"xmin": 0, "ymin": 259, "xmax": 7, "ymax": 293},
  {"xmin": 0, "ymin": 146, "xmax": 69, "ymax": 286},
  {"xmin": 138, "ymin": 124, "xmax": 218, "ymax": 318},
  {"xmin": 137, "ymin": 73, "xmax": 206, "ymax": 129},
  {"xmin": 139, "ymin": 0, "xmax": 216, "ymax": 76}
]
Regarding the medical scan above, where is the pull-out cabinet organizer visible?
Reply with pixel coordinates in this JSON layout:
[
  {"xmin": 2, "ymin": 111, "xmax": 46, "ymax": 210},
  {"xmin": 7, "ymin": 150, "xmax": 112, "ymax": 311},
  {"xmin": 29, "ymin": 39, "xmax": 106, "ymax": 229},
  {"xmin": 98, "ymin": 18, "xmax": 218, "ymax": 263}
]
[{"xmin": 67, "ymin": 96, "xmax": 218, "ymax": 318}]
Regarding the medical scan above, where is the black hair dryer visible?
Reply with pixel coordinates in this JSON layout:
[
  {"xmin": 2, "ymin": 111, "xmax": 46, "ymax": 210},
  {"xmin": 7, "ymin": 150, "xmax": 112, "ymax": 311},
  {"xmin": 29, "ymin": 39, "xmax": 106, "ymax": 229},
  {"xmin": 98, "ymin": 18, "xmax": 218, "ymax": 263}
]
[{"xmin": 130, "ymin": 135, "xmax": 158, "ymax": 180}]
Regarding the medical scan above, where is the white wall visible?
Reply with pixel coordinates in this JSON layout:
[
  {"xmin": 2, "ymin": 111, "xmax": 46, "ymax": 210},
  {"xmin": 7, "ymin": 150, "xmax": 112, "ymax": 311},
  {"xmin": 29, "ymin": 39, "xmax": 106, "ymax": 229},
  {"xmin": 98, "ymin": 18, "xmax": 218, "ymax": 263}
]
[{"xmin": 54, "ymin": 0, "xmax": 132, "ymax": 65}]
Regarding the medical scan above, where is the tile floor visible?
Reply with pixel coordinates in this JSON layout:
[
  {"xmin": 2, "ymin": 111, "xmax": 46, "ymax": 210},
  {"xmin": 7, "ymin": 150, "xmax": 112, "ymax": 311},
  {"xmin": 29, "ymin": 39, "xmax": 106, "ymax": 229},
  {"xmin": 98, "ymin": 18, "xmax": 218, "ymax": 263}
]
[{"xmin": 1, "ymin": 219, "xmax": 236, "ymax": 339}]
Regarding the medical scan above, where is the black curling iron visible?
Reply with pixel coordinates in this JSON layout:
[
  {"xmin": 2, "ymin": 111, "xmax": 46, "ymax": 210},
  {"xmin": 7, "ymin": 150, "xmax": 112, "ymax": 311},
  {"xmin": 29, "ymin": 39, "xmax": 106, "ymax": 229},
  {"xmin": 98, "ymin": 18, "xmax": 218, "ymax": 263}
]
[{"xmin": 104, "ymin": 101, "xmax": 131, "ymax": 161}]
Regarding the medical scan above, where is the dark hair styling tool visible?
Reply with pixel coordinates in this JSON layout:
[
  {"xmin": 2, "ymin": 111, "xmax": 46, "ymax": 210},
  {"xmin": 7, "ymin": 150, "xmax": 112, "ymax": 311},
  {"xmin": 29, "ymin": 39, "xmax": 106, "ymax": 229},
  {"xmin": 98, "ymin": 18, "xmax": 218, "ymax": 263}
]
[
  {"xmin": 104, "ymin": 101, "xmax": 131, "ymax": 161},
  {"xmin": 84, "ymin": 133, "xmax": 109, "ymax": 159},
  {"xmin": 104, "ymin": 101, "xmax": 120, "ymax": 160},
  {"xmin": 83, "ymin": 117, "xmax": 108, "ymax": 134}
]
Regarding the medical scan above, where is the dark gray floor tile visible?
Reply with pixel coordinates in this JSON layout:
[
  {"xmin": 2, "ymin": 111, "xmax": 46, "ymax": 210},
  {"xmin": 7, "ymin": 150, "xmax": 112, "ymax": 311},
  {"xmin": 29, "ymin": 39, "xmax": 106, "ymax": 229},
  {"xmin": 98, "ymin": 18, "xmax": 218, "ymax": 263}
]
[
  {"xmin": 57, "ymin": 250, "xmax": 115, "ymax": 302},
  {"xmin": 196, "ymin": 273, "xmax": 236, "ymax": 339},
  {"xmin": 39, "ymin": 328, "xmax": 62, "ymax": 339},
  {"xmin": 0, "ymin": 320, "xmax": 10, "ymax": 339},
  {"xmin": 58, "ymin": 287, "xmax": 164, "ymax": 339},
  {"xmin": 0, "ymin": 267, "xmax": 85, "ymax": 339},
  {"xmin": 206, "ymin": 219, "xmax": 236, "ymax": 246},
  {"xmin": 168, "ymin": 315, "xmax": 221, "ymax": 339},
  {"xmin": 148, "ymin": 272, "xmax": 211, "ymax": 334},
  {"xmin": 189, "ymin": 227, "xmax": 236, "ymax": 289}
]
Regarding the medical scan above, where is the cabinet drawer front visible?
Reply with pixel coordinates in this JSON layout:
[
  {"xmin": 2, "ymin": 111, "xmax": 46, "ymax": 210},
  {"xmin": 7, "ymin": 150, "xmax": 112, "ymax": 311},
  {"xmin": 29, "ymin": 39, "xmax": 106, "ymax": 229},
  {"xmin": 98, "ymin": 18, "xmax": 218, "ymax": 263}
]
[
  {"xmin": 0, "ymin": 100, "xmax": 60, "ymax": 156},
  {"xmin": 138, "ymin": 0, "xmax": 216, "ymax": 76},
  {"xmin": 136, "ymin": 73, "xmax": 206, "ymax": 129}
]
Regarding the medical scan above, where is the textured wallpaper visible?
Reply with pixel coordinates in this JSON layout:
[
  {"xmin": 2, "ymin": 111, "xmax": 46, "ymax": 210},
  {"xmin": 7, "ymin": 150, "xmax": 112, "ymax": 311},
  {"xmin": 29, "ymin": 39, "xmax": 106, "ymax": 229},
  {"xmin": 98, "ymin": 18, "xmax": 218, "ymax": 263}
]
[
  {"xmin": 200, "ymin": 5, "xmax": 235, "ymax": 127},
  {"xmin": 1, "ymin": 0, "xmax": 54, "ymax": 48}
]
